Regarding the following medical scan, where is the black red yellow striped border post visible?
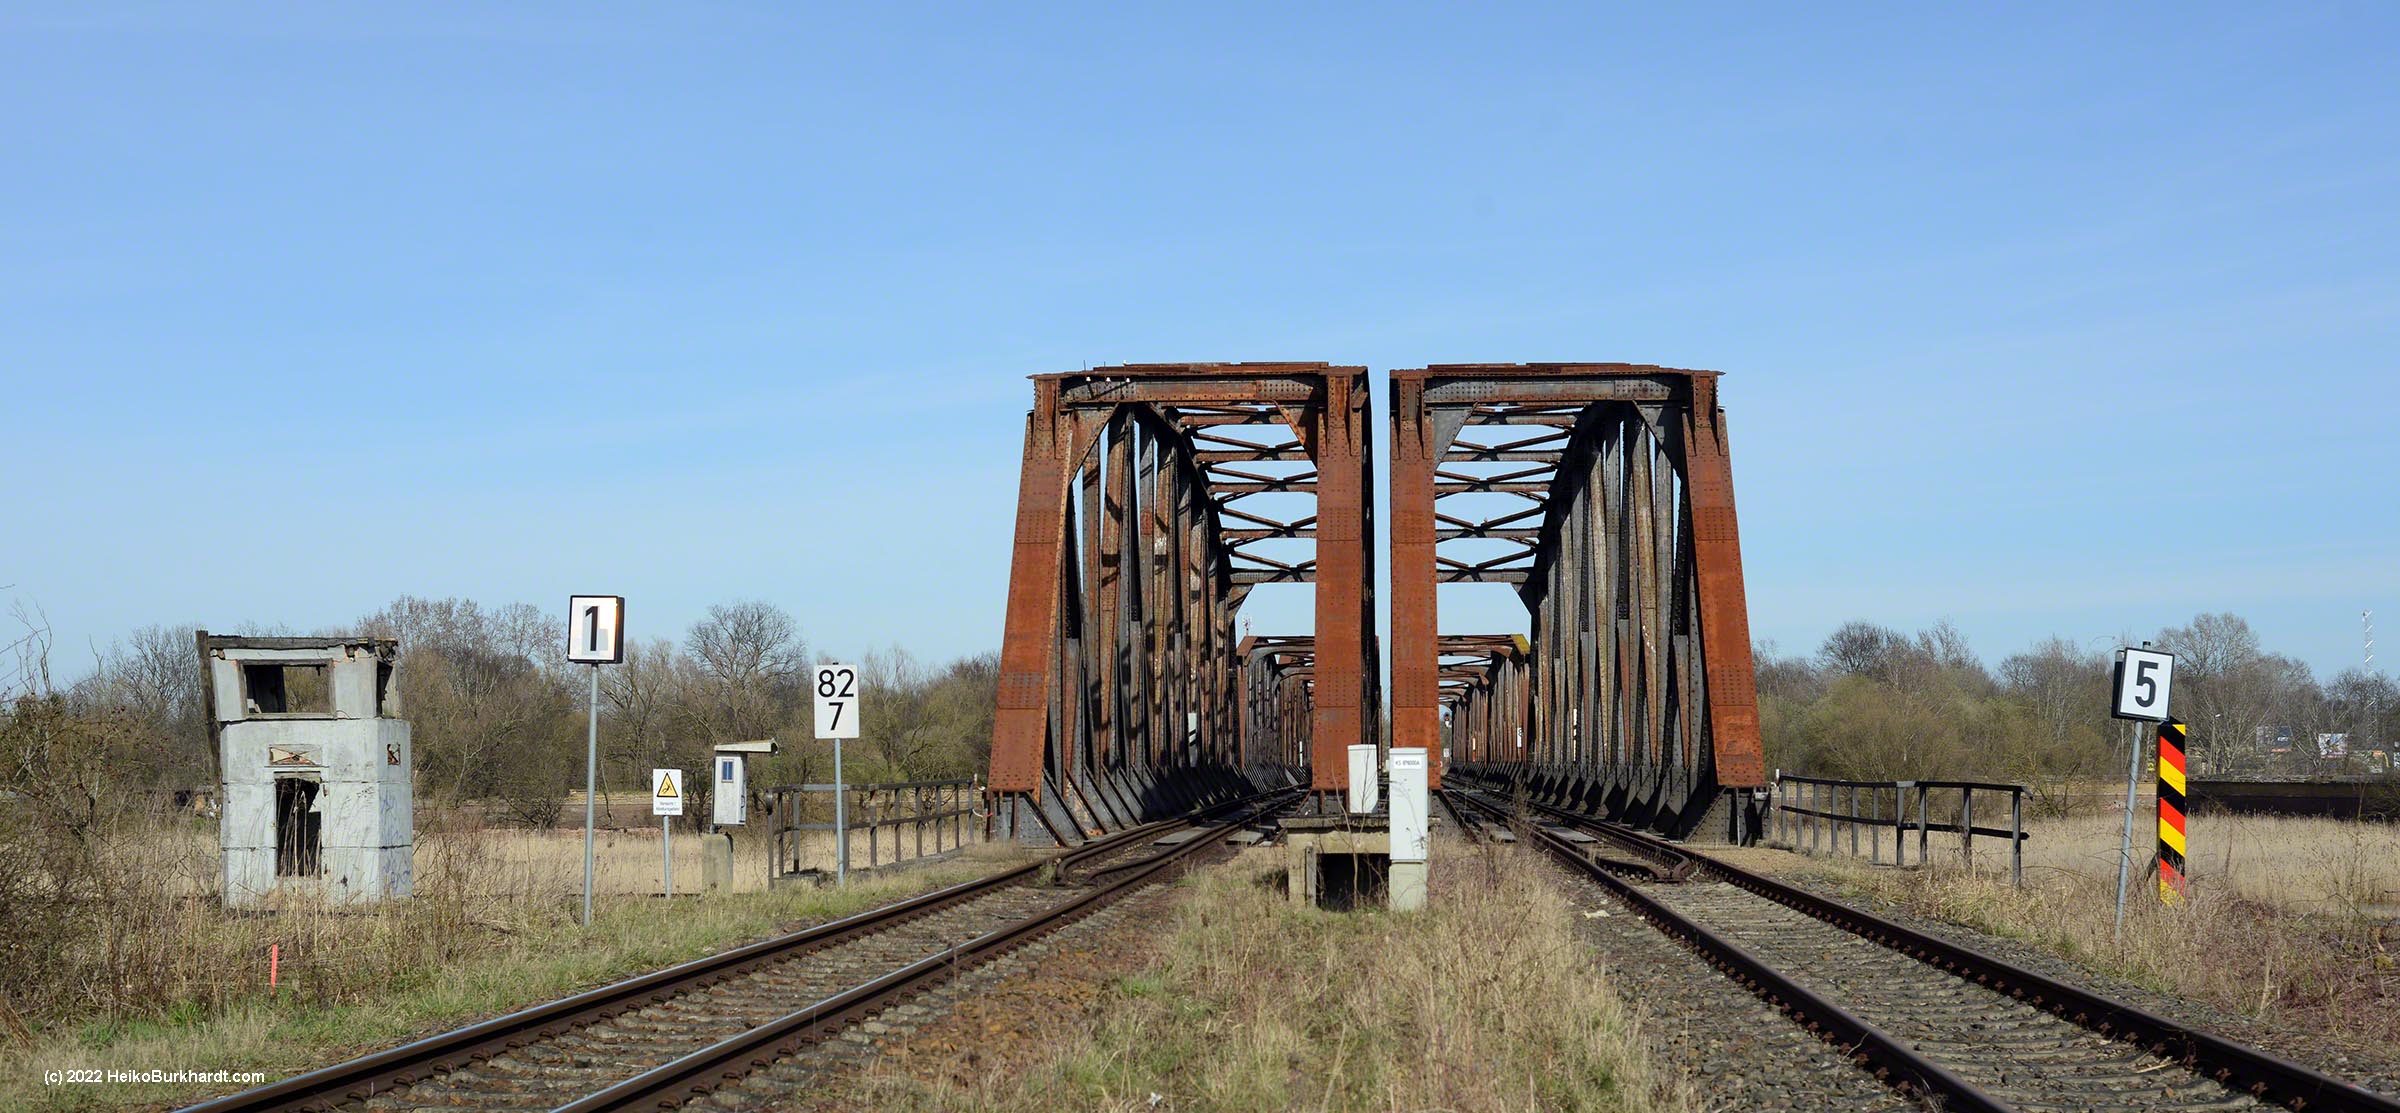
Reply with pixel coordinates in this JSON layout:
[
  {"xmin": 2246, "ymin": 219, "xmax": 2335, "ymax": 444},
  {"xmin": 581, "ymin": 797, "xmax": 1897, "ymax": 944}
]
[{"xmin": 2157, "ymin": 717, "xmax": 2188, "ymax": 903}]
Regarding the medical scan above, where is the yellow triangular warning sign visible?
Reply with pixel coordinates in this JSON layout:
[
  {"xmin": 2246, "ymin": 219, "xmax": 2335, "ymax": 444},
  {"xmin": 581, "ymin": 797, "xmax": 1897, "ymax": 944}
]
[{"xmin": 655, "ymin": 773, "xmax": 679, "ymax": 798}]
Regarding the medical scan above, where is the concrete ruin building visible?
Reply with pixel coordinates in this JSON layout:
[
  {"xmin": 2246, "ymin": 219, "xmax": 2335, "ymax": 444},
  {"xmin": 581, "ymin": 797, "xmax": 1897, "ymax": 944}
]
[{"xmin": 198, "ymin": 632, "xmax": 412, "ymax": 907}]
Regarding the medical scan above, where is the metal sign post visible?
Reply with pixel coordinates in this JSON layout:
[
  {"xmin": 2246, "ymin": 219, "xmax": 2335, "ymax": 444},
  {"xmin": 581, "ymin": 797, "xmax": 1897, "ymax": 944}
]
[
  {"xmin": 2113, "ymin": 718, "xmax": 2142, "ymax": 935},
  {"xmin": 813, "ymin": 664, "xmax": 862, "ymax": 886},
  {"xmin": 566, "ymin": 596, "xmax": 626, "ymax": 927},
  {"xmin": 653, "ymin": 768, "xmax": 683, "ymax": 897},
  {"xmin": 2109, "ymin": 645, "xmax": 2175, "ymax": 939},
  {"xmin": 834, "ymin": 738, "xmax": 844, "ymax": 884},
  {"xmin": 584, "ymin": 666, "xmax": 597, "ymax": 924}
]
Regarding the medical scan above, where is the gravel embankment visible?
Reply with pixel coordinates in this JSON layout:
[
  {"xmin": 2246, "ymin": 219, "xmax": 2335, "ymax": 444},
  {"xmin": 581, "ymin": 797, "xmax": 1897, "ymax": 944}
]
[
  {"xmin": 1716, "ymin": 850, "xmax": 2400, "ymax": 1102},
  {"xmin": 1541, "ymin": 853, "xmax": 1921, "ymax": 1112}
]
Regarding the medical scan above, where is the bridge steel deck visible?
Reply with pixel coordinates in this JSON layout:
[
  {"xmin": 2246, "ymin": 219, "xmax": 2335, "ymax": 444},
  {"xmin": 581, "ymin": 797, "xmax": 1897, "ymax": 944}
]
[
  {"xmin": 989, "ymin": 363, "xmax": 1379, "ymax": 844},
  {"xmin": 1390, "ymin": 363, "xmax": 1767, "ymax": 840}
]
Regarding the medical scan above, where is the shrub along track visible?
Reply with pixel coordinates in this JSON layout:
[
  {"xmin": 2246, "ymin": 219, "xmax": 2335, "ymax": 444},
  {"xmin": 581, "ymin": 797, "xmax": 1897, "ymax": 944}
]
[
  {"xmin": 1448, "ymin": 776, "xmax": 2400, "ymax": 1113},
  {"xmin": 182, "ymin": 787, "xmax": 1300, "ymax": 1113}
]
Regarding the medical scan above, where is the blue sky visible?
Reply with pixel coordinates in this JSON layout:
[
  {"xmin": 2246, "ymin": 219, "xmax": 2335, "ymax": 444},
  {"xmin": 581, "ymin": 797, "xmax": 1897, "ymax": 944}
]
[{"xmin": 4, "ymin": 4, "xmax": 2394, "ymax": 680}]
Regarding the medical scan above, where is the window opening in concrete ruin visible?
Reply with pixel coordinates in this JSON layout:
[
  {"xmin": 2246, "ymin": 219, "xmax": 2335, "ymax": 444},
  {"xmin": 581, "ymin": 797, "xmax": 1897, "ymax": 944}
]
[
  {"xmin": 243, "ymin": 663, "xmax": 332, "ymax": 716},
  {"xmin": 274, "ymin": 776, "xmax": 324, "ymax": 877},
  {"xmin": 376, "ymin": 660, "xmax": 396, "ymax": 716}
]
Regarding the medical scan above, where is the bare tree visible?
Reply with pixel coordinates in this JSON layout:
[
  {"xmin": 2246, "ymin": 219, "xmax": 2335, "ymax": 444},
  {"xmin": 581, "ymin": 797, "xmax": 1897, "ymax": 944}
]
[
  {"xmin": 358, "ymin": 597, "xmax": 579, "ymax": 808},
  {"xmin": 2155, "ymin": 613, "xmax": 2290, "ymax": 770},
  {"xmin": 1818, "ymin": 621, "xmax": 1903, "ymax": 679},
  {"xmin": 2328, "ymin": 668, "xmax": 2399, "ymax": 755},
  {"xmin": 600, "ymin": 638, "xmax": 697, "ymax": 819},
  {"xmin": 1999, "ymin": 636, "xmax": 2106, "ymax": 749},
  {"xmin": 79, "ymin": 624, "xmax": 209, "ymax": 789},
  {"xmin": 685, "ymin": 601, "xmax": 807, "ymax": 746}
]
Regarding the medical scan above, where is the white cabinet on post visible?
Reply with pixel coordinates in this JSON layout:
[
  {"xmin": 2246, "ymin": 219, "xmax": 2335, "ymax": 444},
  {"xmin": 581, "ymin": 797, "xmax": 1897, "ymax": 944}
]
[
  {"xmin": 1388, "ymin": 747, "xmax": 1429, "ymax": 911},
  {"xmin": 712, "ymin": 740, "xmax": 777, "ymax": 828},
  {"xmin": 1346, "ymin": 744, "xmax": 1379, "ymax": 814}
]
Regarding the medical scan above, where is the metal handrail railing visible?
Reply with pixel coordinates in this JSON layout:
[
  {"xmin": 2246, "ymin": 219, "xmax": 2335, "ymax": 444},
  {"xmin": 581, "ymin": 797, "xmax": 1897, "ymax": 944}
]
[
  {"xmin": 1770, "ymin": 772, "xmax": 2028, "ymax": 887},
  {"xmin": 764, "ymin": 778, "xmax": 977, "ymax": 879}
]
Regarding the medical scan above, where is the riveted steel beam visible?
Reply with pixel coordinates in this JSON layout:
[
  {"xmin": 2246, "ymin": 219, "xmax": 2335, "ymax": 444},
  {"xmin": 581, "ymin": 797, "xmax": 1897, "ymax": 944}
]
[
  {"xmin": 1391, "ymin": 363, "xmax": 1766, "ymax": 840},
  {"xmin": 991, "ymin": 364, "xmax": 1377, "ymax": 843}
]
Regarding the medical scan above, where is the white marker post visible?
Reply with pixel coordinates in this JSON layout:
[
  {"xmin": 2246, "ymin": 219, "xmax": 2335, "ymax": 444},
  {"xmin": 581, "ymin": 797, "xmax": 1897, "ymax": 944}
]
[
  {"xmin": 814, "ymin": 664, "xmax": 861, "ymax": 886},
  {"xmin": 2110, "ymin": 645, "xmax": 2175, "ymax": 939},
  {"xmin": 567, "ymin": 595, "xmax": 626, "ymax": 927},
  {"xmin": 652, "ymin": 768, "xmax": 683, "ymax": 897}
]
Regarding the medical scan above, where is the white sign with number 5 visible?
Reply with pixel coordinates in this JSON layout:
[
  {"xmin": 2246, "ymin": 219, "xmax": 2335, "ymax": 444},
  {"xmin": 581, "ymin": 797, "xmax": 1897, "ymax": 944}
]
[
  {"xmin": 814, "ymin": 664, "xmax": 861, "ymax": 739},
  {"xmin": 2112, "ymin": 648, "xmax": 2175, "ymax": 721}
]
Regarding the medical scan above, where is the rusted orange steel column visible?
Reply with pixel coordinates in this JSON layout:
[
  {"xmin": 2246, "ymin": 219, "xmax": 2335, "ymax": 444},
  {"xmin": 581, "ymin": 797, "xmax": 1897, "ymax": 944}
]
[
  {"xmin": 991, "ymin": 377, "xmax": 1084, "ymax": 795},
  {"xmin": 990, "ymin": 364, "xmax": 1376, "ymax": 844},
  {"xmin": 1309, "ymin": 370, "xmax": 1375, "ymax": 793},
  {"xmin": 1389, "ymin": 373, "xmax": 1445, "ymax": 786},
  {"xmin": 1388, "ymin": 364, "xmax": 1767, "ymax": 840},
  {"xmin": 1680, "ymin": 375, "xmax": 1766, "ymax": 789}
]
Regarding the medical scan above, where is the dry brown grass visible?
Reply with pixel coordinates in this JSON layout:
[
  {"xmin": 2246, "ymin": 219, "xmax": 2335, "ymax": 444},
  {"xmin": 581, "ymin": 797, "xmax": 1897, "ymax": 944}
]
[
  {"xmin": 0, "ymin": 809, "xmax": 1018, "ymax": 1112},
  {"xmin": 867, "ymin": 838, "xmax": 1691, "ymax": 1113},
  {"xmin": 1739, "ymin": 808, "xmax": 2400, "ymax": 1044}
]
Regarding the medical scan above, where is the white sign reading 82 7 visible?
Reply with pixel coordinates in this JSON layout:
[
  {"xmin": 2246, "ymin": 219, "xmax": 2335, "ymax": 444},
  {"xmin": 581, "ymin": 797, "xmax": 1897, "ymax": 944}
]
[
  {"xmin": 2112, "ymin": 648, "xmax": 2176, "ymax": 721},
  {"xmin": 813, "ymin": 664, "xmax": 861, "ymax": 740}
]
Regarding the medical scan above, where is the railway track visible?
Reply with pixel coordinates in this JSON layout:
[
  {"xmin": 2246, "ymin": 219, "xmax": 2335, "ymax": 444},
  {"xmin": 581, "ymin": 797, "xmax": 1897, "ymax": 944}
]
[
  {"xmin": 186, "ymin": 788, "xmax": 1297, "ymax": 1113},
  {"xmin": 1450, "ymin": 778, "xmax": 2400, "ymax": 1113}
]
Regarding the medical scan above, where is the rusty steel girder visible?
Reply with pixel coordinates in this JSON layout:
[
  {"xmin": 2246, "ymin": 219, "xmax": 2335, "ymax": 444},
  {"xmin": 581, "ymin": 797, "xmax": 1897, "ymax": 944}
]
[
  {"xmin": 1435, "ymin": 635, "xmax": 1531, "ymax": 766},
  {"xmin": 1238, "ymin": 635, "xmax": 1318, "ymax": 771},
  {"xmin": 1390, "ymin": 364, "xmax": 1766, "ymax": 839},
  {"xmin": 990, "ymin": 363, "xmax": 1379, "ymax": 843},
  {"xmin": 1235, "ymin": 632, "xmax": 1390, "ymax": 776}
]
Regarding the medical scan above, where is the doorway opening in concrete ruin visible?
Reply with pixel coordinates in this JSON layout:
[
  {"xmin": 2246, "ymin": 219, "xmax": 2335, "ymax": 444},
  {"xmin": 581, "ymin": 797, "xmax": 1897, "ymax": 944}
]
[
  {"xmin": 275, "ymin": 776, "xmax": 323, "ymax": 877},
  {"xmin": 243, "ymin": 663, "xmax": 332, "ymax": 716},
  {"xmin": 1315, "ymin": 852, "xmax": 1388, "ymax": 912}
]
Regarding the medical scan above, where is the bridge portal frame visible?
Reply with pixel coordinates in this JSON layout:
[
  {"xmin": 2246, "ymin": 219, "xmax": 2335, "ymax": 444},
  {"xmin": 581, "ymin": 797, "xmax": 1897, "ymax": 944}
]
[
  {"xmin": 1390, "ymin": 363, "xmax": 1765, "ymax": 837},
  {"xmin": 990, "ymin": 363, "xmax": 1379, "ymax": 843}
]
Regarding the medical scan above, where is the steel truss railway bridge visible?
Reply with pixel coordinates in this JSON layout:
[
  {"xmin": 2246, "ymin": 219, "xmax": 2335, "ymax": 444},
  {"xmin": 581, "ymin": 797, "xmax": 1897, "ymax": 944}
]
[
  {"xmin": 989, "ymin": 362, "xmax": 1768, "ymax": 845},
  {"xmin": 199, "ymin": 361, "xmax": 2400, "ymax": 1113}
]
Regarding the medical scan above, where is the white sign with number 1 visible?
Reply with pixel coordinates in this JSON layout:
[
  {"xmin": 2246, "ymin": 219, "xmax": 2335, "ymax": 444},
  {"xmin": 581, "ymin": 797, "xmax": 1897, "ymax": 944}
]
[
  {"xmin": 814, "ymin": 664, "xmax": 861, "ymax": 739},
  {"xmin": 2112, "ymin": 648, "xmax": 2175, "ymax": 721},
  {"xmin": 567, "ymin": 596, "xmax": 625, "ymax": 664}
]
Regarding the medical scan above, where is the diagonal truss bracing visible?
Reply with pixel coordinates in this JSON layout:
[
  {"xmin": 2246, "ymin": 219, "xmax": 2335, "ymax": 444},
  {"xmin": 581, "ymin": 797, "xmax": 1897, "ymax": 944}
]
[
  {"xmin": 990, "ymin": 364, "xmax": 1379, "ymax": 844},
  {"xmin": 1239, "ymin": 635, "xmax": 1320, "ymax": 771},
  {"xmin": 1390, "ymin": 364, "xmax": 1767, "ymax": 839},
  {"xmin": 1436, "ymin": 635, "xmax": 1531, "ymax": 766}
]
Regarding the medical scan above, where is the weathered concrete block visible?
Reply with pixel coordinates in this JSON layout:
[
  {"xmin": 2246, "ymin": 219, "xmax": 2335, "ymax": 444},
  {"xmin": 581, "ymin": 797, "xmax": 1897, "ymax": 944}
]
[{"xmin": 701, "ymin": 832, "xmax": 735, "ymax": 892}]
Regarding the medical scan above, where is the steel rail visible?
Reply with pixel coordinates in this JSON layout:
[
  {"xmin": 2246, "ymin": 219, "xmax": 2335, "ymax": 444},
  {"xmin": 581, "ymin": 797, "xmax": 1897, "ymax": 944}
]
[
  {"xmin": 1459, "ymin": 784, "xmax": 1690, "ymax": 881},
  {"xmin": 1053, "ymin": 786, "xmax": 1290, "ymax": 881},
  {"xmin": 1687, "ymin": 831, "xmax": 2400, "ymax": 1112},
  {"xmin": 1451, "ymin": 790, "xmax": 2010, "ymax": 1112},
  {"xmin": 556, "ymin": 794, "xmax": 1294, "ymax": 1113},
  {"xmin": 1064, "ymin": 788, "xmax": 1300, "ymax": 886},
  {"xmin": 179, "ymin": 793, "xmax": 1267, "ymax": 1113},
  {"xmin": 1462, "ymin": 780, "xmax": 2400, "ymax": 1113},
  {"xmin": 1432, "ymin": 788, "xmax": 1480, "ymax": 844}
]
